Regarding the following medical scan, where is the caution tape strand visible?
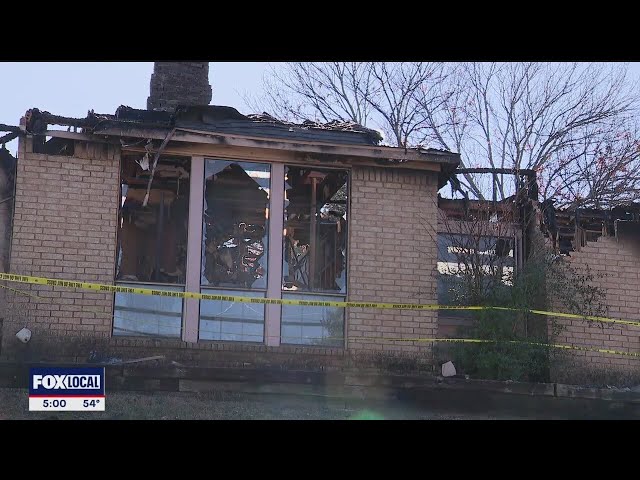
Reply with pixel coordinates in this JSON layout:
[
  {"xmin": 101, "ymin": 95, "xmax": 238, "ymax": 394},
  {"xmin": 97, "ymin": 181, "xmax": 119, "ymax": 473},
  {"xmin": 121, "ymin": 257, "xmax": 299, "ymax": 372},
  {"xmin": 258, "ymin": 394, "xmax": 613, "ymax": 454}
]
[
  {"xmin": 2, "ymin": 273, "xmax": 639, "ymax": 358},
  {"xmin": 2, "ymin": 272, "xmax": 638, "ymax": 328}
]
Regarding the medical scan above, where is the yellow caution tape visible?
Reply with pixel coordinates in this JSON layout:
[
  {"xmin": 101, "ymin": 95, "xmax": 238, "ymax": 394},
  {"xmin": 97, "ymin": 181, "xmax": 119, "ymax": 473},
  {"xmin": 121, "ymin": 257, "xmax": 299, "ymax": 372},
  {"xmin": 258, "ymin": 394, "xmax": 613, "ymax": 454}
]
[
  {"xmin": 2, "ymin": 272, "xmax": 640, "ymax": 329},
  {"xmin": 2, "ymin": 273, "xmax": 638, "ymax": 358}
]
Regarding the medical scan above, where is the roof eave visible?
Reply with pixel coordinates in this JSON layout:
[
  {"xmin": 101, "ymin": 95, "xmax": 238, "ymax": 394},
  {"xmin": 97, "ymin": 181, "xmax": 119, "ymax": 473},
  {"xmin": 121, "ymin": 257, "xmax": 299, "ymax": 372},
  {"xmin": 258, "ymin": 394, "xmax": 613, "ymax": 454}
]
[{"xmin": 90, "ymin": 124, "xmax": 460, "ymax": 167}]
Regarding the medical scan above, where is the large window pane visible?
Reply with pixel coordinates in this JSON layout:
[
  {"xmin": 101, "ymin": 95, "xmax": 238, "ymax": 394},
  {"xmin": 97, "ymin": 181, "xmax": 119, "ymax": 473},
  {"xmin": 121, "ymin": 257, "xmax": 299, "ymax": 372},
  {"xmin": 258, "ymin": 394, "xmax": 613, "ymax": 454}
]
[
  {"xmin": 114, "ymin": 154, "xmax": 189, "ymax": 338},
  {"xmin": 199, "ymin": 160, "xmax": 269, "ymax": 344},
  {"xmin": 116, "ymin": 155, "xmax": 190, "ymax": 284},
  {"xmin": 281, "ymin": 293, "xmax": 344, "ymax": 346},
  {"xmin": 282, "ymin": 167, "xmax": 348, "ymax": 294},
  {"xmin": 201, "ymin": 160, "xmax": 270, "ymax": 290},
  {"xmin": 199, "ymin": 289, "xmax": 264, "ymax": 343},
  {"xmin": 113, "ymin": 284, "xmax": 183, "ymax": 338}
]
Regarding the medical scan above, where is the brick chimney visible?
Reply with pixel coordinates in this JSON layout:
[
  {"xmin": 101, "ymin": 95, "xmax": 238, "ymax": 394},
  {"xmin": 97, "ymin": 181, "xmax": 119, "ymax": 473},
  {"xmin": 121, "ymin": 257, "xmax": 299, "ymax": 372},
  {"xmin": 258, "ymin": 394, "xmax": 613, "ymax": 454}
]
[{"xmin": 147, "ymin": 62, "xmax": 212, "ymax": 112}]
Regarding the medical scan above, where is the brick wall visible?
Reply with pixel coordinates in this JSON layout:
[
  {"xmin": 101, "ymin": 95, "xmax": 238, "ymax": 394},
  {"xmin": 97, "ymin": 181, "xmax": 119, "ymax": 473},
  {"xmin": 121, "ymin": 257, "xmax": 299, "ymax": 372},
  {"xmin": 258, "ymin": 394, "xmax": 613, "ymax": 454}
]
[
  {"xmin": 0, "ymin": 137, "xmax": 120, "ymax": 355},
  {"xmin": 147, "ymin": 62, "xmax": 212, "ymax": 112},
  {"xmin": 2, "ymin": 141, "xmax": 444, "ymax": 367},
  {"xmin": 347, "ymin": 167, "xmax": 439, "ymax": 355},
  {"xmin": 552, "ymin": 235, "xmax": 640, "ymax": 380}
]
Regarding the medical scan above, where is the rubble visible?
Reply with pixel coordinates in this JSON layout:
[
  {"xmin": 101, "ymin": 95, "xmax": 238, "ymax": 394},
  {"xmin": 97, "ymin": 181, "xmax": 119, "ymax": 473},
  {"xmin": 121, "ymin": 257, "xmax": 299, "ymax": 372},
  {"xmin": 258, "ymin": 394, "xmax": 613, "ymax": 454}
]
[{"xmin": 441, "ymin": 361, "xmax": 456, "ymax": 377}]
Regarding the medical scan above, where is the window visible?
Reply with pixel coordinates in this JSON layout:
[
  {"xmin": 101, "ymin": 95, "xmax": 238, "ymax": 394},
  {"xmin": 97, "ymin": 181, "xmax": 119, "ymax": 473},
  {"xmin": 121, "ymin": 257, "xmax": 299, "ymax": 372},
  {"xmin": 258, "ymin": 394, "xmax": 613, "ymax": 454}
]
[
  {"xmin": 199, "ymin": 160, "xmax": 270, "ymax": 342},
  {"xmin": 113, "ymin": 154, "xmax": 190, "ymax": 337},
  {"xmin": 111, "ymin": 155, "xmax": 350, "ymax": 347},
  {"xmin": 281, "ymin": 166, "xmax": 348, "ymax": 346},
  {"xmin": 113, "ymin": 284, "xmax": 183, "ymax": 337}
]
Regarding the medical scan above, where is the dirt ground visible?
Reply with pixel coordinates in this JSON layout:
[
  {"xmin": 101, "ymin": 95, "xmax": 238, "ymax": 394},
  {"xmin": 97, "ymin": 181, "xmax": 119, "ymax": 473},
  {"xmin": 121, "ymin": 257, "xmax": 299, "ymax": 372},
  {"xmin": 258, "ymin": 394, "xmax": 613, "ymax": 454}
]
[{"xmin": 0, "ymin": 387, "xmax": 526, "ymax": 420}]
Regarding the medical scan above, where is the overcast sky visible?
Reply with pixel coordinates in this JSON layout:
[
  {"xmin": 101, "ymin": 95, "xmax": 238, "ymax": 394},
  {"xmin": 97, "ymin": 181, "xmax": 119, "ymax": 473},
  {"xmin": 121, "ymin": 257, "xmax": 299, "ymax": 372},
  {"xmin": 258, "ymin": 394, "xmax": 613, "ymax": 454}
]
[{"xmin": 1, "ymin": 62, "xmax": 640, "ymax": 155}]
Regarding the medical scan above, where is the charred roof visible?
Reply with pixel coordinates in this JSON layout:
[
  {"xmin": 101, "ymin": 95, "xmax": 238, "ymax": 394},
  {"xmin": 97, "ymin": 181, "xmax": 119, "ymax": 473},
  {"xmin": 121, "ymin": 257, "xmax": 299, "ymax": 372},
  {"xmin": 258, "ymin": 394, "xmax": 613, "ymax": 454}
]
[
  {"xmin": 25, "ymin": 104, "xmax": 388, "ymax": 147},
  {"xmin": 19, "ymin": 105, "xmax": 461, "ymax": 187}
]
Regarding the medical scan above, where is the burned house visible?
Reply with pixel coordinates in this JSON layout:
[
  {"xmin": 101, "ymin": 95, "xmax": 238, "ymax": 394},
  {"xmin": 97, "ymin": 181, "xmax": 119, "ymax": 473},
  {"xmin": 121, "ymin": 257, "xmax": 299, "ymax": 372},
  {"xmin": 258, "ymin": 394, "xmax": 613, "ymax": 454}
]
[
  {"xmin": 0, "ymin": 62, "xmax": 460, "ymax": 363},
  {"xmin": 436, "ymin": 168, "xmax": 640, "ymax": 379},
  {"xmin": 3, "ymin": 62, "xmax": 634, "ymax": 381}
]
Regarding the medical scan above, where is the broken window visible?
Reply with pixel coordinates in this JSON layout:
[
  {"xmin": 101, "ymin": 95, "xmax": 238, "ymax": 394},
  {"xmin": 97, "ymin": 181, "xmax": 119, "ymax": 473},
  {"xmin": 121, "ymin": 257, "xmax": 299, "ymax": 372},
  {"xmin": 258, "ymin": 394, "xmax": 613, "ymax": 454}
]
[
  {"xmin": 113, "ymin": 154, "xmax": 190, "ymax": 338},
  {"xmin": 281, "ymin": 166, "xmax": 348, "ymax": 346},
  {"xmin": 281, "ymin": 293, "xmax": 345, "ymax": 347},
  {"xmin": 113, "ymin": 285, "xmax": 183, "ymax": 337},
  {"xmin": 199, "ymin": 160, "xmax": 270, "ymax": 343},
  {"xmin": 199, "ymin": 289, "xmax": 265, "ymax": 342}
]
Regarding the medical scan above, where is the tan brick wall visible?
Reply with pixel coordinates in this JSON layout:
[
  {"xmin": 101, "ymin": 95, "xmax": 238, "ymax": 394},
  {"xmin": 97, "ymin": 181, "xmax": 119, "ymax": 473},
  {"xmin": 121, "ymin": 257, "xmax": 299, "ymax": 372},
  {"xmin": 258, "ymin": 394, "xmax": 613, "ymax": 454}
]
[
  {"xmin": 1, "ymin": 137, "xmax": 120, "ymax": 350},
  {"xmin": 2, "ymin": 142, "xmax": 444, "ymax": 365},
  {"xmin": 553, "ymin": 235, "xmax": 640, "ymax": 376},
  {"xmin": 347, "ymin": 167, "xmax": 439, "ymax": 354}
]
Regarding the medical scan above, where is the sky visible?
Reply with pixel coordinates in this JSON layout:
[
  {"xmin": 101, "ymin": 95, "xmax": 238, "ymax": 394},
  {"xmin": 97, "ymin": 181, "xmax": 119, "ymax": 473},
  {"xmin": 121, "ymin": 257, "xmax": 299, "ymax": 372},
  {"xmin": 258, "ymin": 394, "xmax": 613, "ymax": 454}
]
[{"xmin": 2, "ymin": 61, "xmax": 640, "ymax": 156}]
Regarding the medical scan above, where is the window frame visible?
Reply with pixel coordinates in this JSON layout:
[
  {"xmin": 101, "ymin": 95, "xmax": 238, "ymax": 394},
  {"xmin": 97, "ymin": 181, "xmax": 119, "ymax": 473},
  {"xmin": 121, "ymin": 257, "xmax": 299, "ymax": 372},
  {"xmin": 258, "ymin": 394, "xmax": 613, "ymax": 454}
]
[
  {"xmin": 112, "ymin": 153, "xmax": 351, "ymax": 349},
  {"xmin": 197, "ymin": 157, "xmax": 273, "ymax": 344},
  {"xmin": 112, "ymin": 153, "xmax": 192, "ymax": 339},
  {"xmin": 280, "ymin": 163, "xmax": 350, "ymax": 348}
]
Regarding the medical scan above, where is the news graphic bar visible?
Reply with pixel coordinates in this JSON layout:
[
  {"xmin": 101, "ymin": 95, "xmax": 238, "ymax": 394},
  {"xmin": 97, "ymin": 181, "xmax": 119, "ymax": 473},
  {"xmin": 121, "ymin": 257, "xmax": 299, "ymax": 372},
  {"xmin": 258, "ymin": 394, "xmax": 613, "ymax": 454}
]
[
  {"xmin": 29, "ymin": 397, "xmax": 105, "ymax": 411},
  {"xmin": 29, "ymin": 367, "xmax": 106, "ymax": 412}
]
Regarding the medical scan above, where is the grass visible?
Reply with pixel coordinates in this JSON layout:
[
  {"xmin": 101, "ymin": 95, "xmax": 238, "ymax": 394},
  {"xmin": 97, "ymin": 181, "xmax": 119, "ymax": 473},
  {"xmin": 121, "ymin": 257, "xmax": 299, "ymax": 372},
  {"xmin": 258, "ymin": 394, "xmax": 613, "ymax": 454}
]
[{"xmin": 0, "ymin": 387, "xmax": 515, "ymax": 420}]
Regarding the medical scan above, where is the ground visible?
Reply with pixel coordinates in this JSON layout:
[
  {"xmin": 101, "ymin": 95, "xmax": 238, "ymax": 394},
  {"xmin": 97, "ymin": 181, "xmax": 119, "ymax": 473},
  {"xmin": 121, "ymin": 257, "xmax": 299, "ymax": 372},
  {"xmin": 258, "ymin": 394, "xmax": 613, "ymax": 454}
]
[{"xmin": 0, "ymin": 388, "xmax": 526, "ymax": 420}]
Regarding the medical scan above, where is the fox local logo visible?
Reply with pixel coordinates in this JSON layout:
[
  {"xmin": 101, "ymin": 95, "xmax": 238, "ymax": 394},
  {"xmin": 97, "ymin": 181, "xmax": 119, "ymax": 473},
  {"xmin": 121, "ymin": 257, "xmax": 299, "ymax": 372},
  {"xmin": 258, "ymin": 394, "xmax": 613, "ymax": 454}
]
[
  {"xmin": 33, "ymin": 374, "xmax": 101, "ymax": 390},
  {"xmin": 30, "ymin": 367, "xmax": 105, "ymax": 396}
]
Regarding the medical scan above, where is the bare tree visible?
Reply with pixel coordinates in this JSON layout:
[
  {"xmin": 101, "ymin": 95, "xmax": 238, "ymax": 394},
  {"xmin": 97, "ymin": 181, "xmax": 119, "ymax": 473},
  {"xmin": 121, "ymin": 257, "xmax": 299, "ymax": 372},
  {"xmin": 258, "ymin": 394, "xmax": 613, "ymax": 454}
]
[
  {"xmin": 420, "ymin": 63, "xmax": 640, "ymax": 207},
  {"xmin": 436, "ymin": 203, "xmax": 518, "ymax": 305},
  {"xmin": 246, "ymin": 62, "xmax": 376, "ymax": 125},
  {"xmin": 364, "ymin": 62, "xmax": 448, "ymax": 147},
  {"xmin": 252, "ymin": 62, "xmax": 640, "ymax": 208},
  {"xmin": 539, "ymin": 116, "xmax": 640, "ymax": 208},
  {"xmin": 431, "ymin": 198, "xmax": 610, "ymax": 382},
  {"xmin": 246, "ymin": 62, "xmax": 450, "ymax": 148}
]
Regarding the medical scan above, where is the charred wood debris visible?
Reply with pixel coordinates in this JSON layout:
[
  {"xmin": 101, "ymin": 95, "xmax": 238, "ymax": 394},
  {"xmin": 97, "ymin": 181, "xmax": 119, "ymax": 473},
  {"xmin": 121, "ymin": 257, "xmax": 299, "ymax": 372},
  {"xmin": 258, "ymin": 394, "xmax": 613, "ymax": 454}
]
[{"xmin": 440, "ymin": 169, "xmax": 640, "ymax": 257}]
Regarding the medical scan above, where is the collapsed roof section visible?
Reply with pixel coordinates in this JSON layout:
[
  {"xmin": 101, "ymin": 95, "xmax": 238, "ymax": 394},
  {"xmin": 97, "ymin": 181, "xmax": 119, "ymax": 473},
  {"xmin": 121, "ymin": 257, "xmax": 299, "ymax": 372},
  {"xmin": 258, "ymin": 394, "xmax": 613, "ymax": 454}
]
[
  {"xmin": 18, "ymin": 105, "xmax": 461, "ymax": 188},
  {"xmin": 438, "ymin": 166, "xmax": 640, "ymax": 257},
  {"xmin": 546, "ymin": 202, "xmax": 640, "ymax": 254}
]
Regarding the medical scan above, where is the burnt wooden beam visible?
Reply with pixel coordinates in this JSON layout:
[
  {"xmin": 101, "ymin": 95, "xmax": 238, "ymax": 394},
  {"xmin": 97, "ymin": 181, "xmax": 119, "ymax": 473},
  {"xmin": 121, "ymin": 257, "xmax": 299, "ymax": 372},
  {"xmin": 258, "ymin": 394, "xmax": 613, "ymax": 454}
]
[
  {"xmin": 43, "ymin": 130, "xmax": 119, "ymax": 144},
  {"xmin": 0, "ymin": 131, "xmax": 20, "ymax": 144},
  {"xmin": 0, "ymin": 124, "xmax": 21, "ymax": 132},
  {"xmin": 37, "ymin": 111, "xmax": 94, "ymax": 129}
]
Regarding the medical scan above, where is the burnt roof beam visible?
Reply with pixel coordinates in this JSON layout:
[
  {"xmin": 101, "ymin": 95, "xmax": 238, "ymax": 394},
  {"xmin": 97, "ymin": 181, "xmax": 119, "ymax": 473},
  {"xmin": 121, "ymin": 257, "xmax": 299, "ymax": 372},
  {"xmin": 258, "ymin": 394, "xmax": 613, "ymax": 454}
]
[
  {"xmin": 0, "ymin": 131, "xmax": 21, "ymax": 144},
  {"xmin": 0, "ymin": 123, "xmax": 21, "ymax": 132}
]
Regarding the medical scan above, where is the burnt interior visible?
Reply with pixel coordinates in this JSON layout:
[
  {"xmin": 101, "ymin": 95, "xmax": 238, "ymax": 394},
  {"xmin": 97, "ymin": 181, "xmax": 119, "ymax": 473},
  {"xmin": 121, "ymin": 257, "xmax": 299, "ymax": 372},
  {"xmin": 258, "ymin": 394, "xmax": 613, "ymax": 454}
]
[
  {"xmin": 283, "ymin": 167, "xmax": 348, "ymax": 293},
  {"xmin": 202, "ymin": 161, "xmax": 269, "ymax": 289},
  {"xmin": 116, "ymin": 154, "xmax": 191, "ymax": 284}
]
